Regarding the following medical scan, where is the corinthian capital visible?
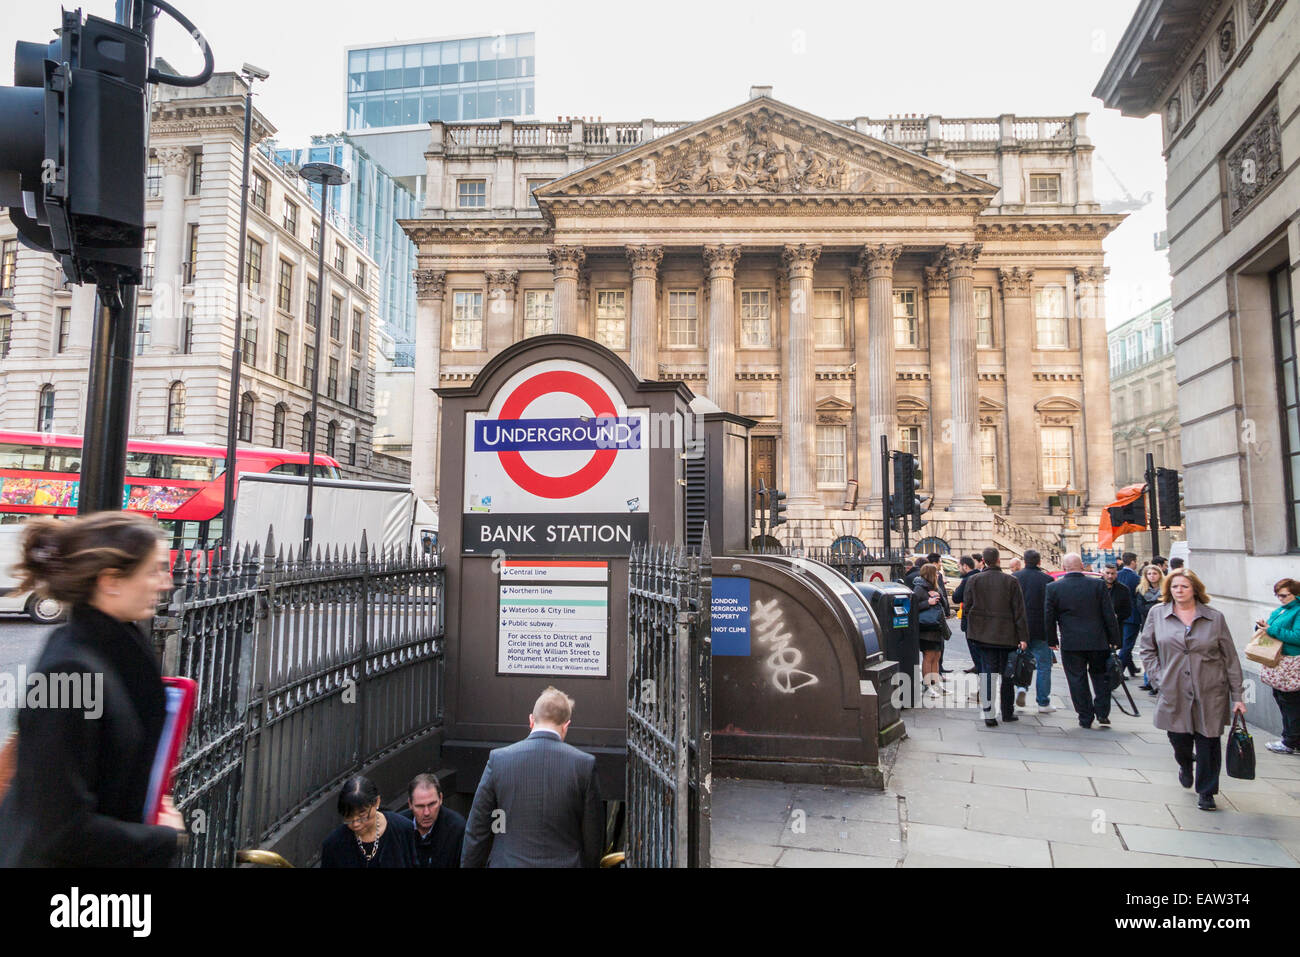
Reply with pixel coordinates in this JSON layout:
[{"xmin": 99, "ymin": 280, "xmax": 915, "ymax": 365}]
[
  {"xmin": 939, "ymin": 242, "xmax": 982, "ymax": 280},
  {"xmin": 860, "ymin": 243, "xmax": 902, "ymax": 281},
  {"xmin": 484, "ymin": 269, "xmax": 519, "ymax": 296},
  {"xmin": 548, "ymin": 245, "xmax": 586, "ymax": 280},
  {"xmin": 781, "ymin": 243, "xmax": 822, "ymax": 279},
  {"xmin": 626, "ymin": 244, "xmax": 664, "ymax": 280},
  {"xmin": 703, "ymin": 243, "xmax": 742, "ymax": 279},
  {"xmin": 849, "ymin": 267, "xmax": 868, "ymax": 299},
  {"xmin": 414, "ymin": 269, "xmax": 447, "ymax": 301},
  {"xmin": 1073, "ymin": 266, "xmax": 1108, "ymax": 291},
  {"xmin": 923, "ymin": 265, "xmax": 948, "ymax": 299},
  {"xmin": 998, "ymin": 266, "xmax": 1034, "ymax": 298},
  {"xmin": 155, "ymin": 145, "xmax": 190, "ymax": 174}
]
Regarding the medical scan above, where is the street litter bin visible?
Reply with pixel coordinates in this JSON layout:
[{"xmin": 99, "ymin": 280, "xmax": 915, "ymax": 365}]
[{"xmin": 854, "ymin": 581, "xmax": 920, "ymax": 708}]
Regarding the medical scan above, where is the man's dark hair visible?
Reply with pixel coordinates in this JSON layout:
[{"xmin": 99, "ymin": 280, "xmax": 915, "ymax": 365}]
[
  {"xmin": 913, "ymin": 556, "xmax": 925, "ymax": 567},
  {"xmin": 1154, "ymin": 555, "xmax": 1167, "ymax": 565},
  {"xmin": 968, "ymin": 553, "xmax": 983, "ymax": 566},
  {"xmin": 959, "ymin": 556, "xmax": 976, "ymax": 571},
  {"xmin": 981, "ymin": 546, "xmax": 1000, "ymax": 567},
  {"xmin": 1105, "ymin": 561, "xmax": 1118, "ymax": 570},
  {"xmin": 408, "ymin": 772, "xmax": 442, "ymax": 802},
  {"xmin": 1023, "ymin": 549, "xmax": 1041, "ymax": 568},
  {"xmin": 1169, "ymin": 557, "xmax": 1185, "ymax": 569},
  {"xmin": 337, "ymin": 775, "xmax": 381, "ymax": 817},
  {"xmin": 927, "ymin": 552, "xmax": 941, "ymax": 564},
  {"xmin": 1121, "ymin": 552, "xmax": 1138, "ymax": 566}
]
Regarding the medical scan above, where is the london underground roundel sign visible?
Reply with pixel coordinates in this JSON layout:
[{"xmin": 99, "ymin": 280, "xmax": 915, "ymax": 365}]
[{"xmin": 463, "ymin": 359, "xmax": 650, "ymax": 556}]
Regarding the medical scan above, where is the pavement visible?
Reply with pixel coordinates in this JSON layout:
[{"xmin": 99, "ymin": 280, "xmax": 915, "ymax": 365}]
[{"xmin": 712, "ymin": 635, "xmax": 1300, "ymax": 868}]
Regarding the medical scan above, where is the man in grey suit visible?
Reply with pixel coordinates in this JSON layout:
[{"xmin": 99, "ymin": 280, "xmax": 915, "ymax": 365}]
[{"xmin": 461, "ymin": 686, "xmax": 604, "ymax": 868}]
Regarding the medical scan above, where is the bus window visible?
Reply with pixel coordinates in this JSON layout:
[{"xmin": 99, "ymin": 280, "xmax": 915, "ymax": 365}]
[
  {"xmin": 0, "ymin": 442, "xmax": 51, "ymax": 470},
  {"xmin": 157, "ymin": 455, "xmax": 218, "ymax": 482},
  {"xmin": 269, "ymin": 463, "xmax": 336, "ymax": 478},
  {"xmin": 46, "ymin": 447, "xmax": 83, "ymax": 473},
  {"xmin": 125, "ymin": 452, "xmax": 153, "ymax": 477}
]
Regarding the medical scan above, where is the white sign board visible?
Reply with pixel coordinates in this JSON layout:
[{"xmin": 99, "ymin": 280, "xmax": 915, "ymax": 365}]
[{"xmin": 498, "ymin": 563, "xmax": 610, "ymax": 676}]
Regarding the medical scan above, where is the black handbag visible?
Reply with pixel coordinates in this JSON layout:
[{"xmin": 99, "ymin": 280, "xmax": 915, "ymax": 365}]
[
  {"xmin": 1226, "ymin": 713, "xmax": 1256, "ymax": 780},
  {"xmin": 1004, "ymin": 648, "xmax": 1035, "ymax": 686},
  {"xmin": 917, "ymin": 603, "xmax": 944, "ymax": 631},
  {"xmin": 1106, "ymin": 651, "xmax": 1140, "ymax": 717}
]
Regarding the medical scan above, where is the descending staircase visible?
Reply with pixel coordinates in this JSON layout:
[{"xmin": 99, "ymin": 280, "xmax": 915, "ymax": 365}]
[{"xmin": 991, "ymin": 514, "xmax": 1063, "ymax": 569}]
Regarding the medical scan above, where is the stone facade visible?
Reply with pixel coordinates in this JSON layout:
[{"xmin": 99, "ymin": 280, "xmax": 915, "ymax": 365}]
[
  {"xmin": 0, "ymin": 73, "xmax": 381, "ymax": 480},
  {"xmin": 401, "ymin": 92, "xmax": 1124, "ymax": 556},
  {"xmin": 1097, "ymin": 0, "xmax": 1300, "ymax": 734}
]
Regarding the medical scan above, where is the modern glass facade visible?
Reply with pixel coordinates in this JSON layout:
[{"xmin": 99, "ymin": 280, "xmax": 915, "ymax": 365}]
[
  {"xmin": 346, "ymin": 33, "xmax": 536, "ymax": 130},
  {"xmin": 271, "ymin": 137, "xmax": 420, "ymax": 365}
]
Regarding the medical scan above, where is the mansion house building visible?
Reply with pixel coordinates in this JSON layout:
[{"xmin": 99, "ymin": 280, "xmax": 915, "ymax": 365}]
[{"xmin": 402, "ymin": 88, "xmax": 1123, "ymax": 553}]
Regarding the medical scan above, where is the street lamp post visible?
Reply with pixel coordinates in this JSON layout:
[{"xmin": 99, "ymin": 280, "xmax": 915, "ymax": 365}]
[
  {"xmin": 220, "ymin": 64, "xmax": 270, "ymax": 548},
  {"xmin": 298, "ymin": 161, "xmax": 349, "ymax": 554}
]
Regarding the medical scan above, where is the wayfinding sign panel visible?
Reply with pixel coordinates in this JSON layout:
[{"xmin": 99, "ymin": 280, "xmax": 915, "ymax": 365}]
[
  {"xmin": 498, "ymin": 561, "xmax": 610, "ymax": 676},
  {"xmin": 463, "ymin": 359, "xmax": 650, "ymax": 555}
]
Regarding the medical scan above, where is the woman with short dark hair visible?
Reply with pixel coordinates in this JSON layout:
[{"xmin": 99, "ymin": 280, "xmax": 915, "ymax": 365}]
[
  {"xmin": 1255, "ymin": 578, "xmax": 1300, "ymax": 756},
  {"xmin": 914, "ymin": 563, "xmax": 950, "ymax": 700},
  {"xmin": 321, "ymin": 774, "xmax": 419, "ymax": 867}
]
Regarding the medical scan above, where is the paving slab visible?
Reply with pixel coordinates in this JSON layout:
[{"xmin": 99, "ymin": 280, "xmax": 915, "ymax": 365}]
[
  {"xmin": 900, "ymin": 737, "xmax": 985, "ymax": 757},
  {"xmin": 907, "ymin": 823, "xmax": 1051, "ymax": 867},
  {"xmin": 900, "ymin": 852, "xmax": 1009, "ymax": 868},
  {"xmin": 1117, "ymin": 823, "xmax": 1296, "ymax": 867},
  {"xmin": 788, "ymin": 787, "xmax": 900, "ymax": 825},
  {"xmin": 979, "ymin": 743, "xmax": 1091, "ymax": 766},
  {"xmin": 711, "ymin": 858, "xmax": 768, "ymax": 868},
  {"xmin": 1023, "ymin": 761, "xmax": 1146, "ymax": 781},
  {"xmin": 775, "ymin": 817, "xmax": 904, "ymax": 859},
  {"xmin": 1166, "ymin": 805, "xmax": 1300, "ymax": 841},
  {"xmin": 929, "ymin": 752, "xmax": 1029, "ymax": 772},
  {"xmin": 1014, "ymin": 734, "xmax": 1129, "ymax": 754},
  {"xmin": 1218, "ymin": 791, "xmax": 1300, "ymax": 817},
  {"xmin": 775, "ymin": 848, "xmax": 898, "ymax": 868},
  {"xmin": 1093, "ymin": 777, "xmax": 1207, "ymax": 805},
  {"xmin": 707, "ymin": 836, "xmax": 784, "ymax": 867},
  {"xmin": 888, "ymin": 758, "xmax": 976, "ymax": 784},
  {"xmin": 965, "ymin": 806, "xmax": 1125, "ymax": 849},
  {"xmin": 1082, "ymin": 750, "xmax": 1182, "ymax": 770},
  {"xmin": 901, "ymin": 794, "xmax": 971, "ymax": 828},
  {"xmin": 1048, "ymin": 843, "xmax": 1210, "ymax": 868},
  {"xmin": 1024, "ymin": 791, "xmax": 1181, "ymax": 827},
  {"xmin": 972, "ymin": 766, "xmax": 1098, "ymax": 796}
]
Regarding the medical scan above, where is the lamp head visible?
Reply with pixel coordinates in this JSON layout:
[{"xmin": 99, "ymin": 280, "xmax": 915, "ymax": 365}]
[{"xmin": 241, "ymin": 63, "xmax": 270, "ymax": 82}]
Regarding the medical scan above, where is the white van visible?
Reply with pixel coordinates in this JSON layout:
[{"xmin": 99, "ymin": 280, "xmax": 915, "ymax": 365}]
[{"xmin": 0, "ymin": 524, "xmax": 65, "ymax": 623}]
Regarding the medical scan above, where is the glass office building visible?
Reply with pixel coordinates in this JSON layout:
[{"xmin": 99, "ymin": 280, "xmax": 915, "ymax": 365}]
[{"xmin": 346, "ymin": 33, "xmax": 536, "ymax": 130}]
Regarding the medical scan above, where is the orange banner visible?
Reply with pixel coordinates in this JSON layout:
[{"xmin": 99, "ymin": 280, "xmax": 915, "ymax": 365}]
[{"xmin": 1098, "ymin": 483, "xmax": 1148, "ymax": 550}]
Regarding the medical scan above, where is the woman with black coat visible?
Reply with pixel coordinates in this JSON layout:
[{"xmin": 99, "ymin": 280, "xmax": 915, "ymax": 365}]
[
  {"xmin": 321, "ymin": 775, "xmax": 419, "ymax": 867},
  {"xmin": 0, "ymin": 513, "xmax": 186, "ymax": 867},
  {"xmin": 914, "ymin": 563, "xmax": 951, "ymax": 700}
]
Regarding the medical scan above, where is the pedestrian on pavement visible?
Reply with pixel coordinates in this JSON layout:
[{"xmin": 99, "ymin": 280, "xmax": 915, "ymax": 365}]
[
  {"xmin": 461, "ymin": 686, "xmax": 603, "ymax": 868},
  {"xmin": 1133, "ymin": 564, "xmax": 1166, "ymax": 693},
  {"xmin": 903, "ymin": 556, "xmax": 926, "ymax": 588},
  {"xmin": 1255, "ymin": 578, "xmax": 1300, "ymax": 756},
  {"xmin": 1046, "ymin": 553, "xmax": 1121, "ymax": 729},
  {"xmin": 1012, "ymin": 549, "xmax": 1057, "ymax": 714},
  {"xmin": 914, "ymin": 563, "xmax": 951, "ymax": 699},
  {"xmin": 1117, "ymin": 551, "xmax": 1143, "ymax": 676},
  {"xmin": 0, "ymin": 513, "xmax": 186, "ymax": 867},
  {"xmin": 1137, "ymin": 569, "xmax": 1246, "ymax": 811},
  {"xmin": 1102, "ymin": 562, "xmax": 1133, "ymax": 639},
  {"xmin": 952, "ymin": 555, "xmax": 983, "ymax": 676},
  {"xmin": 928, "ymin": 552, "xmax": 955, "ymax": 675},
  {"xmin": 1169, "ymin": 557, "xmax": 1185, "ymax": 571},
  {"xmin": 1008, "ymin": 557, "xmax": 1024, "ymax": 573},
  {"xmin": 399, "ymin": 773, "xmax": 466, "ymax": 868},
  {"xmin": 1153, "ymin": 555, "xmax": 1169, "ymax": 575},
  {"xmin": 322, "ymin": 775, "xmax": 418, "ymax": 867},
  {"xmin": 961, "ymin": 547, "xmax": 1030, "ymax": 727}
]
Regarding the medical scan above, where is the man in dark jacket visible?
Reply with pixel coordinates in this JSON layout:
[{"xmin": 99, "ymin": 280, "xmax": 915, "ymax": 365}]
[
  {"xmin": 1013, "ymin": 549, "xmax": 1057, "ymax": 713},
  {"xmin": 1101, "ymin": 563, "xmax": 1133, "ymax": 633},
  {"xmin": 903, "ymin": 557, "xmax": 925, "ymax": 588},
  {"xmin": 952, "ymin": 555, "xmax": 983, "ymax": 675},
  {"xmin": 962, "ymin": 547, "xmax": 1030, "ymax": 726},
  {"xmin": 461, "ymin": 686, "xmax": 604, "ymax": 868},
  {"xmin": 1116, "ymin": 552, "xmax": 1142, "ymax": 677},
  {"xmin": 399, "ymin": 773, "xmax": 466, "ymax": 868},
  {"xmin": 1045, "ymin": 553, "xmax": 1121, "ymax": 728}
]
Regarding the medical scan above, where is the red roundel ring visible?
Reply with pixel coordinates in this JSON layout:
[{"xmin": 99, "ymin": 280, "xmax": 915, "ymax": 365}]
[{"xmin": 496, "ymin": 370, "xmax": 620, "ymax": 499}]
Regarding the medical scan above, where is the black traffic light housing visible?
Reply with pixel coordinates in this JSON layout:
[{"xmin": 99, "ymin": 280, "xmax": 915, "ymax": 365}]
[
  {"xmin": 1, "ymin": 10, "xmax": 151, "ymax": 289},
  {"xmin": 1156, "ymin": 468, "xmax": 1181, "ymax": 528},
  {"xmin": 892, "ymin": 452, "xmax": 916, "ymax": 518},
  {"xmin": 770, "ymin": 488, "xmax": 788, "ymax": 528},
  {"xmin": 913, "ymin": 482, "xmax": 930, "ymax": 531}
]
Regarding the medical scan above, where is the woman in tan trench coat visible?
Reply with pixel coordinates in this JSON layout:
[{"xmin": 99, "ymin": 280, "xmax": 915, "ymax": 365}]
[{"xmin": 1137, "ymin": 568, "xmax": 1246, "ymax": 811}]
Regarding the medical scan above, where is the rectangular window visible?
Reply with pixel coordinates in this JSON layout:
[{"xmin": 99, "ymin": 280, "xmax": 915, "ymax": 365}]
[
  {"xmin": 893, "ymin": 289, "xmax": 917, "ymax": 348},
  {"xmin": 457, "ymin": 179, "xmax": 486, "ymax": 208},
  {"xmin": 306, "ymin": 277, "xmax": 319, "ymax": 326},
  {"xmin": 181, "ymin": 304, "xmax": 194, "ymax": 354},
  {"xmin": 352, "ymin": 309, "xmax": 364, "ymax": 351},
  {"xmin": 667, "ymin": 290, "xmax": 698, "ymax": 347},
  {"xmin": 56, "ymin": 307, "xmax": 70, "ymax": 354},
  {"xmin": 334, "ymin": 243, "xmax": 346, "ymax": 273},
  {"xmin": 189, "ymin": 152, "xmax": 203, "ymax": 195},
  {"xmin": 523, "ymin": 290, "xmax": 554, "ymax": 337},
  {"xmin": 349, "ymin": 441, "xmax": 358, "ymax": 466},
  {"xmin": 1034, "ymin": 286, "xmax": 1067, "ymax": 347},
  {"xmin": 135, "ymin": 306, "xmax": 152, "ymax": 355},
  {"xmin": 142, "ymin": 227, "xmax": 156, "ymax": 290},
  {"xmin": 277, "ymin": 260, "xmax": 294, "ymax": 312},
  {"xmin": 898, "ymin": 425, "xmax": 922, "ymax": 481},
  {"xmin": 0, "ymin": 240, "xmax": 16, "ymax": 297},
  {"xmin": 241, "ymin": 314, "xmax": 257, "ymax": 366},
  {"xmin": 251, "ymin": 171, "xmax": 269, "ymax": 213},
  {"xmin": 184, "ymin": 223, "xmax": 199, "ymax": 284},
  {"xmin": 1041, "ymin": 427, "xmax": 1074, "ymax": 489},
  {"xmin": 349, "ymin": 368, "xmax": 360, "ymax": 407},
  {"xmin": 526, "ymin": 179, "xmax": 549, "ymax": 207},
  {"xmin": 740, "ymin": 289, "xmax": 771, "ymax": 347},
  {"xmin": 452, "ymin": 291, "xmax": 483, "ymax": 349},
  {"xmin": 1270, "ymin": 264, "xmax": 1300, "ymax": 547},
  {"xmin": 275, "ymin": 330, "xmax": 289, "ymax": 378},
  {"xmin": 245, "ymin": 237, "xmax": 263, "ymax": 290},
  {"xmin": 980, "ymin": 426, "xmax": 998, "ymax": 489},
  {"xmin": 303, "ymin": 344, "xmax": 316, "ymax": 387},
  {"xmin": 1029, "ymin": 173, "xmax": 1061, "ymax": 204},
  {"xmin": 328, "ymin": 357, "xmax": 339, "ymax": 399},
  {"xmin": 814, "ymin": 289, "xmax": 845, "ymax": 347},
  {"xmin": 355, "ymin": 260, "xmax": 366, "ymax": 288},
  {"xmin": 595, "ymin": 290, "xmax": 627, "ymax": 350},
  {"xmin": 975, "ymin": 287, "xmax": 993, "ymax": 347},
  {"xmin": 816, "ymin": 424, "xmax": 847, "ymax": 487},
  {"xmin": 311, "ymin": 222, "xmax": 320, "ymax": 254},
  {"xmin": 283, "ymin": 200, "xmax": 298, "ymax": 236},
  {"xmin": 330, "ymin": 295, "xmax": 343, "ymax": 340},
  {"xmin": 146, "ymin": 159, "xmax": 161, "ymax": 198},
  {"xmin": 0, "ymin": 314, "xmax": 11, "ymax": 358}
]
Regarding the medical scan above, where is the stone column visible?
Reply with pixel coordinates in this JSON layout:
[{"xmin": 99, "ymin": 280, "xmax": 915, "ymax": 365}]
[
  {"xmin": 924, "ymin": 265, "xmax": 954, "ymax": 508},
  {"xmin": 1075, "ymin": 266, "xmax": 1115, "ymax": 509},
  {"xmin": 944, "ymin": 243, "xmax": 986, "ymax": 510},
  {"xmin": 1000, "ymin": 267, "xmax": 1039, "ymax": 513},
  {"xmin": 627, "ymin": 245, "xmax": 663, "ymax": 379},
  {"xmin": 151, "ymin": 145, "xmax": 190, "ymax": 353},
  {"xmin": 704, "ymin": 244, "xmax": 741, "ymax": 409},
  {"xmin": 861, "ymin": 244, "xmax": 901, "ymax": 506},
  {"xmin": 548, "ymin": 246, "xmax": 585, "ymax": 335},
  {"xmin": 484, "ymin": 269, "xmax": 518, "ymax": 356},
  {"xmin": 576, "ymin": 275, "xmax": 591, "ymax": 339},
  {"xmin": 412, "ymin": 269, "xmax": 446, "ymax": 506},
  {"xmin": 783, "ymin": 243, "xmax": 821, "ymax": 506}
]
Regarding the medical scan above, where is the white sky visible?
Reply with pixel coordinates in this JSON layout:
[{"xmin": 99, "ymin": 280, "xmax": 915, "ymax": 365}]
[{"xmin": 4, "ymin": 0, "xmax": 1171, "ymax": 329}]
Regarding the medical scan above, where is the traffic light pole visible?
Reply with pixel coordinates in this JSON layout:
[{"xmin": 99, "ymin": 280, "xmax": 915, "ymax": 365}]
[
  {"xmin": 881, "ymin": 436, "xmax": 891, "ymax": 552},
  {"xmin": 1145, "ymin": 452, "xmax": 1160, "ymax": 562}
]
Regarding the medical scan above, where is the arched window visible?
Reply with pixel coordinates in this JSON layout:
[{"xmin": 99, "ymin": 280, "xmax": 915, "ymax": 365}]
[
  {"xmin": 916, "ymin": 536, "xmax": 951, "ymax": 555},
  {"xmin": 326, "ymin": 420, "xmax": 338, "ymax": 458},
  {"xmin": 166, "ymin": 381, "xmax": 186, "ymax": 434},
  {"xmin": 301, "ymin": 412, "xmax": 313, "ymax": 453},
  {"xmin": 272, "ymin": 402, "xmax": 287, "ymax": 448},
  {"xmin": 36, "ymin": 386, "xmax": 55, "ymax": 432},
  {"xmin": 239, "ymin": 392, "xmax": 256, "ymax": 442}
]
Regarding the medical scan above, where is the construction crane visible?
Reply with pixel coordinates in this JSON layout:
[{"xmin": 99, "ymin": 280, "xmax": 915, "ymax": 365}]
[{"xmin": 1096, "ymin": 153, "xmax": 1154, "ymax": 214}]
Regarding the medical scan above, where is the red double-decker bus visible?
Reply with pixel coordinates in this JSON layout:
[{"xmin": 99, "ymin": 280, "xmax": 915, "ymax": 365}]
[{"xmin": 0, "ymin": 429, "xmax": 341, "ymax": 552}]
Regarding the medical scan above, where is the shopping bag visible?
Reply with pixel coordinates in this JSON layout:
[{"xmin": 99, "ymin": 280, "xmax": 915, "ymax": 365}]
[
  {"xmin": 1226, "ymin": 713, "xmax": 1256, "ymax": 780},
  {"xmin": 1245, "ymin": 629, "xmax": 1284, "ymax": 668},
  {"xmin": 1261, "ymin": 653, "xmax": 1300, "ymax": 692}
]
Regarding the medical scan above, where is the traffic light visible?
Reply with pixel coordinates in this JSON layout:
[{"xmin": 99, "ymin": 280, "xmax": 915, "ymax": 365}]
[
  {"xmin": 892, "ymin": 452, "xmax": 917, "ymax": 518},
  {"xmin": 770, "ymin": 488, "xmax": 788, "ymax": 528},
  {"xmin": 1156, "ymin": 468, "xmax": 1182, "ymax": 527},
  {"xmin": 913, "ymin": 484, "xmax": 930, "ymax": 531},
  {"xmin": 1108, "ymin": 495, "xmax": 1146, "ymax": 530},
  {"xmin": 0, "ymin": 10, "xmax": 150, "ymax": 288}
]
